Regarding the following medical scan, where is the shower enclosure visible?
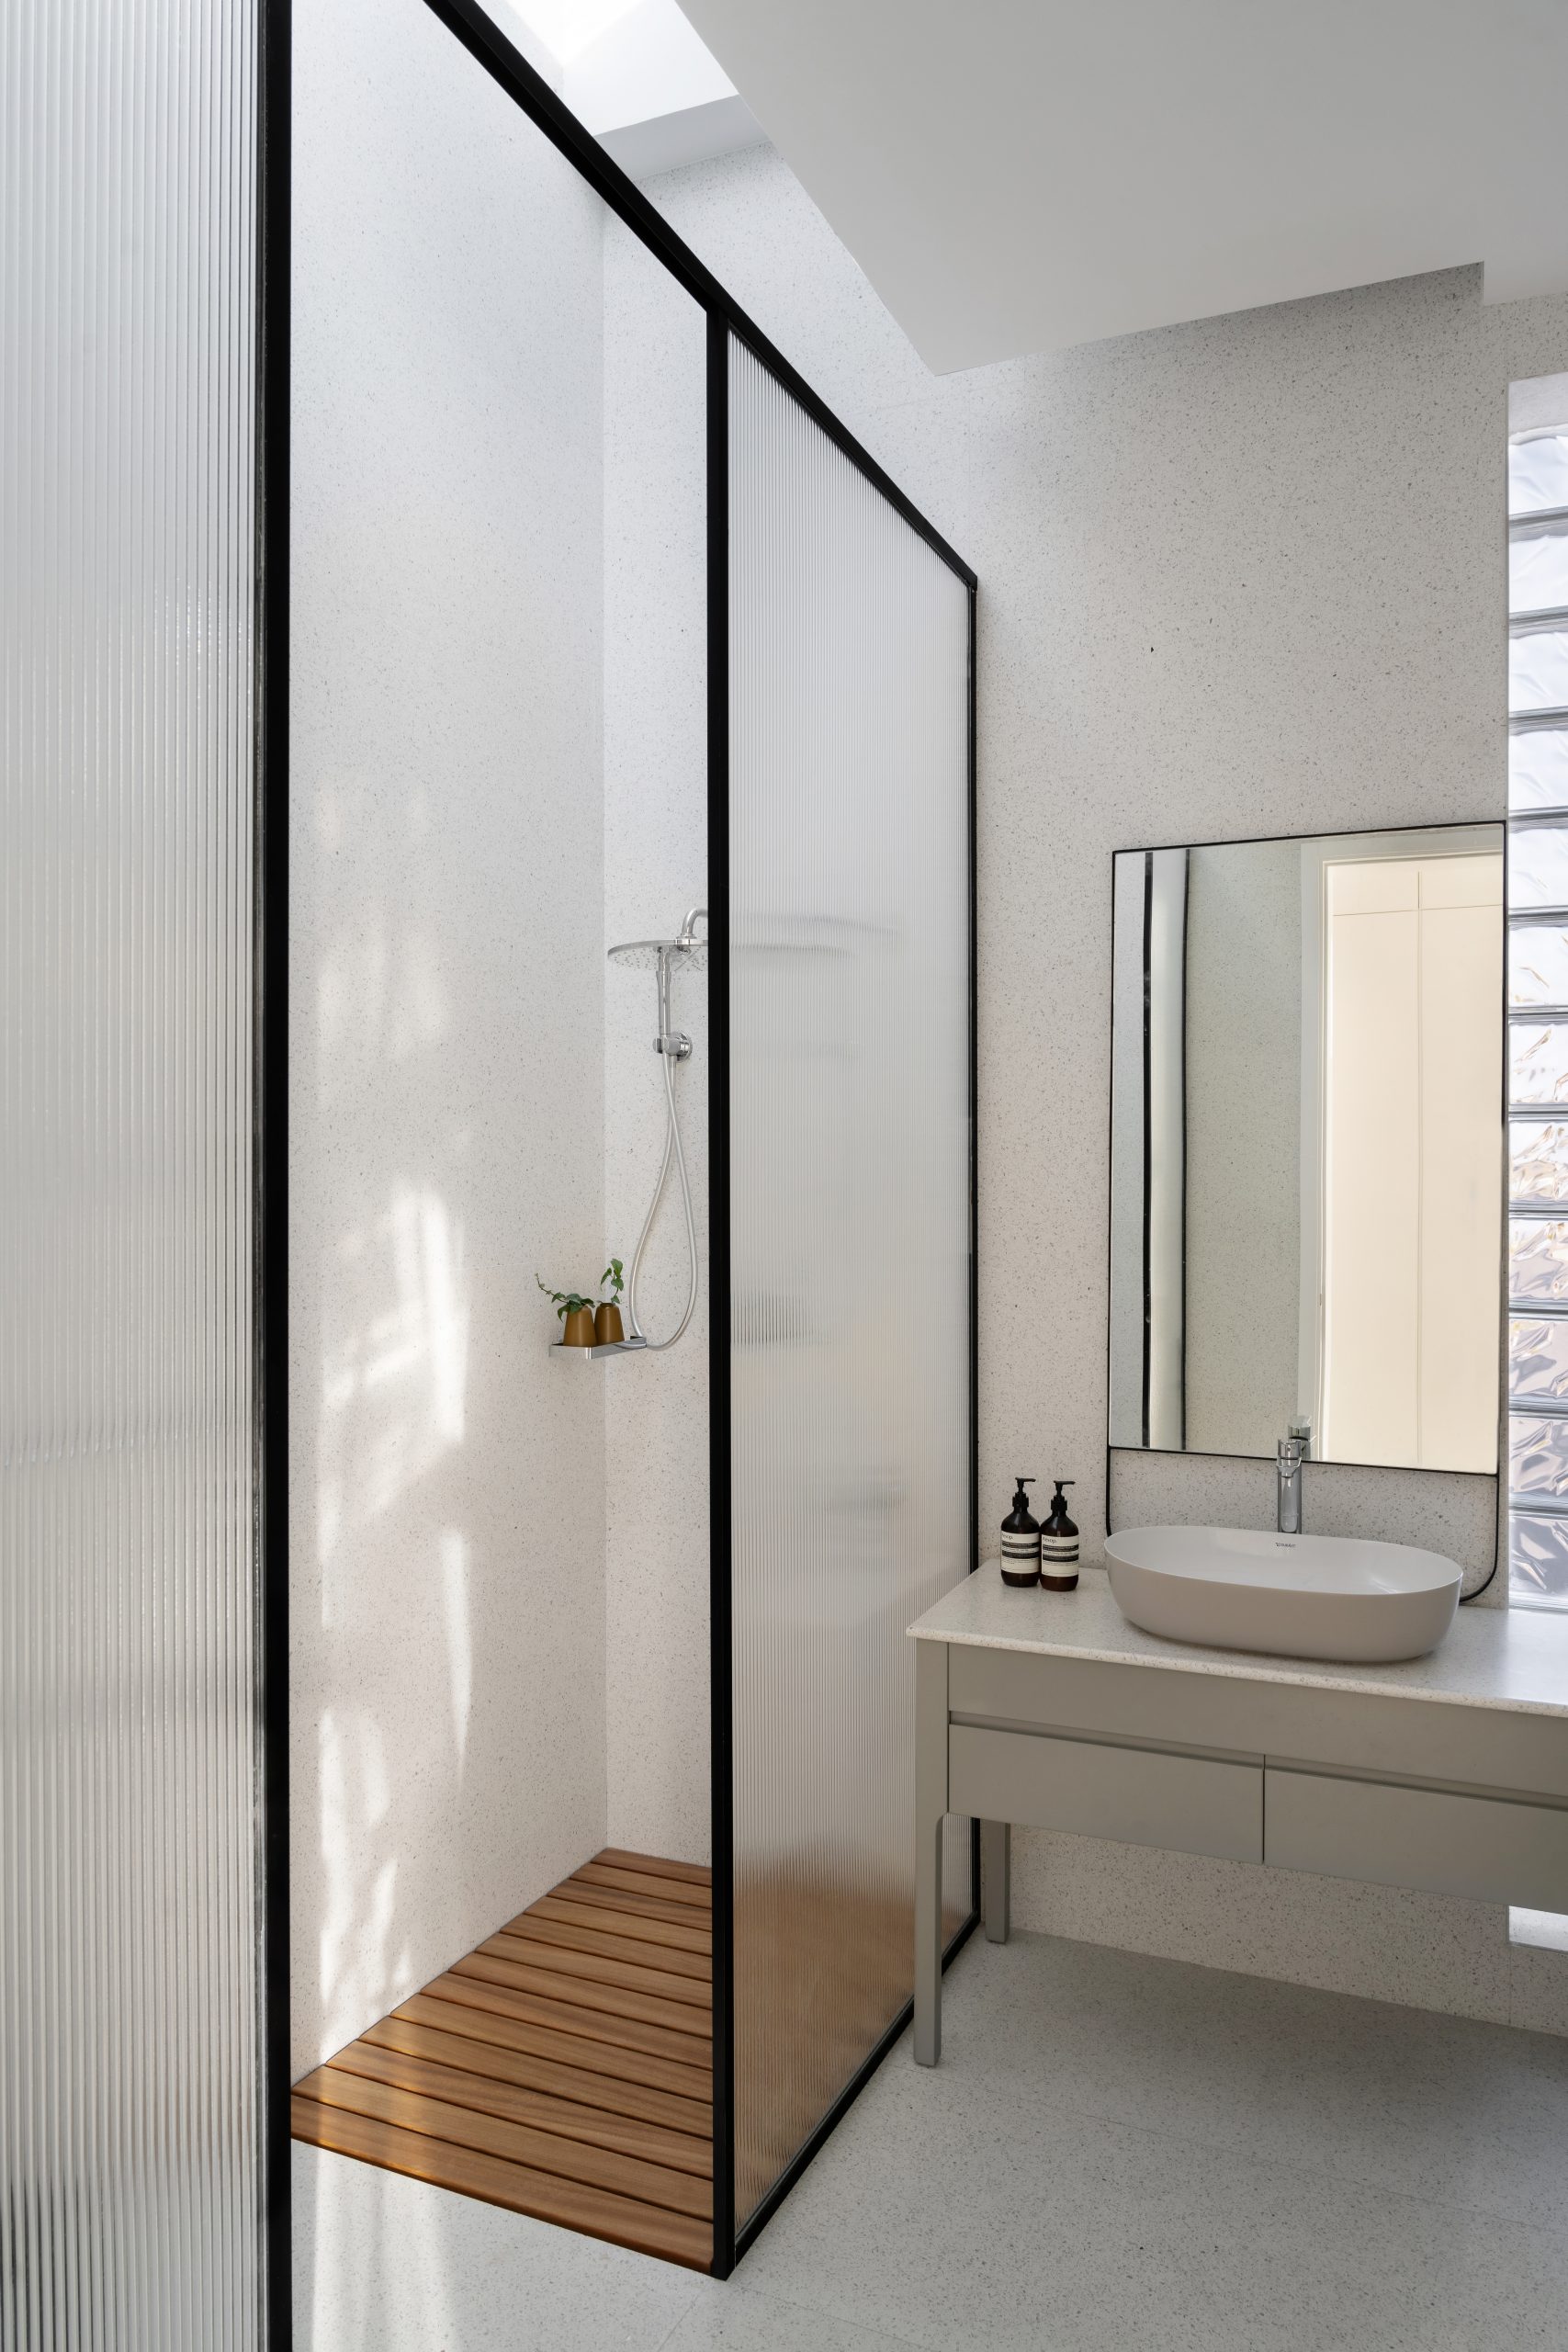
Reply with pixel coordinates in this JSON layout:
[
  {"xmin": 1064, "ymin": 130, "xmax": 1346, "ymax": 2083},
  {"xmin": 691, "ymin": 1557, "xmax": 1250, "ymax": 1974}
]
[{"xmin": 5, "ymin": 0, "xmax": 975, "ymax": 2329}]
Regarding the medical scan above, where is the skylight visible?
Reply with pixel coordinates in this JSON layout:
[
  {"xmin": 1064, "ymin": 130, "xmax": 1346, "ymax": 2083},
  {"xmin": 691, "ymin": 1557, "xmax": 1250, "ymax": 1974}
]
[
  {"xmin": 487, "ymin": 0, "xmax": 762, "ymax": 180},
  {"xmin": 503, "ymin": 0, "xmax": 640, "ymax": 68}
]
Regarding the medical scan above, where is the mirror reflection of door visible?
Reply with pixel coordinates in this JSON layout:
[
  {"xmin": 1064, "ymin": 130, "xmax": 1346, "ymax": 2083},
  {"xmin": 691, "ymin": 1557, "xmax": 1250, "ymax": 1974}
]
[
  {"xmin": 1310, "ymin": 849, "xmax": 1504, "ymax": 1471},
  {"xmin": 1108, "ymin": 822, "xmax": 1503, "ymax": 1473}
]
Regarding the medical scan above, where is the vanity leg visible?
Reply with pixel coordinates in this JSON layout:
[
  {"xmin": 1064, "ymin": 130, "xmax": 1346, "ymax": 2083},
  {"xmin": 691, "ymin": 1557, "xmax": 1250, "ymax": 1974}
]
[
  {"xmin": 914, "ymin": 1637, "xmax": 948, "ymax": 2067},
  {"xmin": 980, "ymin": 1819, "xmax": 1010, "ymax": 1943}
]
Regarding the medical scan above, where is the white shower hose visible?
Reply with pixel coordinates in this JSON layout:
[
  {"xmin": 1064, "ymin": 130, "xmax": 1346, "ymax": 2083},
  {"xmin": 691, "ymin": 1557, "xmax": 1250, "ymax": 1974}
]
[{"xmin": 626, "ymin": 1046, "xmax": 698, "ymax": 1351}]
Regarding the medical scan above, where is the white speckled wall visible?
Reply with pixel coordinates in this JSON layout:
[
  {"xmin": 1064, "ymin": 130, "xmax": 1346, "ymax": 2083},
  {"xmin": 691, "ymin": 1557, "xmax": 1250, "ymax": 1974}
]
[
  {"xmin": 289, "ymin": 0, "xmax": 610, "ymax": 2076},
  {"xmin": 640, "ymin": 143, "xmax": 1568, "ymax": 2030},
  {"xmin": 601, "ymin": 220, "xmax": 712, "ymax": 1863}
]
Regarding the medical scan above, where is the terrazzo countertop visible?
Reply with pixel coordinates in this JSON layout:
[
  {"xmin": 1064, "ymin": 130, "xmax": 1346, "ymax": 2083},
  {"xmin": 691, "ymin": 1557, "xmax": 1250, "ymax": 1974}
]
[{"xmin": 908, "ymin": 1564, "xmax": 1568, "ymax": 1719}]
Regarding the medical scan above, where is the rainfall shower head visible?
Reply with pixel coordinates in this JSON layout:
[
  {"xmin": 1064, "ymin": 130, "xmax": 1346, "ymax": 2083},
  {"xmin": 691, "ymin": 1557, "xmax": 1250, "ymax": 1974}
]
[
  {"xmin": 606, "ymin": 938, "xmax": 708, "ymax": 973},
  {"xmin": 607, "ymin": 906, "xmax": 708, "ymax": 972},
  {"xmin": 608, "ymin": 907, "xmax": 708, "ymax": 1060}
]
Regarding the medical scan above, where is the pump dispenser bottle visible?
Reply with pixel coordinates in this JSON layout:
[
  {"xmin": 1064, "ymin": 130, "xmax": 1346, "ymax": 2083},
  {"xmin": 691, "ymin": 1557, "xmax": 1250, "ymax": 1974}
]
[
  {"xmin": 1000, "ymin": 1478, "xmax": 1041, "ymax": 1586},
  {"xmin": 1041, "ymin": 1481, "xmax": 1078, "ymax": 1589}
]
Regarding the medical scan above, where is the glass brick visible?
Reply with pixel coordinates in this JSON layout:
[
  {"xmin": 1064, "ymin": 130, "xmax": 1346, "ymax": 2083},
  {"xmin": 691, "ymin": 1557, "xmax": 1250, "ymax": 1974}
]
[
  {"xmin": 1509, "ymin": 1218, "xmax": 1568, "ymax": 1302},
  {"xmin": 1509, "ymin": 825, "xmax": 1568, "ymax": 910},
  {"xmin": 1510, "ymin": 1511, "xmax": 1568, "ymax": 1609},
  {"xmin": 1511, "ymin": 1020, "xmax": 1568, "ymax": 1105},
  {"xmin": 1510, "ymin": 1415, "xmax": 1568, "ymax": 1498},
  {"xmin": 1509, "ymin": 727, "xmax": 1568, "ymax": 815},
  {"xmin": 1510, "ymin": 922, "xmax": 1568, "ymax": 1006},
  {"xmin": 1511, "ymin": 1120, "xmax": 1568, "ymax": 1204},
  {"xmin": 1511, "ymin": 519, "xmax": 1568, "ymax": 616},
  {"xmin": 1510, "ymin": 1317, "xmax": 1568, "ymax": 1403},
  {"xmin": 1511, "ymin": 628, "xmax": 1568, "ymax": 717},
  {"xmin": 1511, "ymin": 434, "xmax": 1568, "ymax": 518}
]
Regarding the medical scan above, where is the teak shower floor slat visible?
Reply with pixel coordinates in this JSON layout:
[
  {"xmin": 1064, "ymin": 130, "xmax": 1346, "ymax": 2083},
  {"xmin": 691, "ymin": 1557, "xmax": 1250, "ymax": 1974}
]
[{"xmin": 292, "ymin": 1849, "xmax": 713, "ymax": 2270}]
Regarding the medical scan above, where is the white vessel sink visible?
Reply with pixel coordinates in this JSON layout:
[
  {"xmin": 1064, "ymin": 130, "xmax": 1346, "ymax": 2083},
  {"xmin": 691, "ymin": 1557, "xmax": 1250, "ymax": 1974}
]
[{"xmin": 1104, "ymin": 1525, "xmax": 1462, "ymax": 1664}]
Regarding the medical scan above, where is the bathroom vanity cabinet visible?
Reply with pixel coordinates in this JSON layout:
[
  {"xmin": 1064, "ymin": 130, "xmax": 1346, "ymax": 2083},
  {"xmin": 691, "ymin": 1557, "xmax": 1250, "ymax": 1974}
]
[{"xmin": 910, "ymin": 1569, "xmax": 1568, "ymax": 2064}]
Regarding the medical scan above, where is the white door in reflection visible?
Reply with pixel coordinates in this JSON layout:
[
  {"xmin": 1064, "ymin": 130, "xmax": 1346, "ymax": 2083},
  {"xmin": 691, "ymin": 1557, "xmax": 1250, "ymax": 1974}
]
[{"xmin": 1314, "ymin": 851, "xmax": 1503, "ymax": 1470}]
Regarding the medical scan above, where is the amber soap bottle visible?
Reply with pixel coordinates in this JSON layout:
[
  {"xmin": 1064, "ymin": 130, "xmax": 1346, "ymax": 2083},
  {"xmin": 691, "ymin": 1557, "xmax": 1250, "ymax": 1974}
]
[
  {"xmin": 1000, "ymin": 1477, "xmax": 1041, "ymax": 1585},
  {"xmin": 1041, "ymin": 1480, "xmax": 1079, "ymax": 1590}
]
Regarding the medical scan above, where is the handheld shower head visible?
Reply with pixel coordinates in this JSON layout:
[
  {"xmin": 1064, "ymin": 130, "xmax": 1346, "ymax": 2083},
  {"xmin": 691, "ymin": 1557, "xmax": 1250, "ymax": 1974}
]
[{"xmin": 605, "ymin": 905, "xmax": 709, "ymax": 1352}]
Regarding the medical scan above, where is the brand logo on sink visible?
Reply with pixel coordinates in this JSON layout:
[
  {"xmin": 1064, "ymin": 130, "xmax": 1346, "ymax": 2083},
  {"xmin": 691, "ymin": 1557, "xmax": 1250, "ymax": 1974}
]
[{"xmin": 1274, "ymin": 1539, "xmax": 1296, "ymax": 1548}]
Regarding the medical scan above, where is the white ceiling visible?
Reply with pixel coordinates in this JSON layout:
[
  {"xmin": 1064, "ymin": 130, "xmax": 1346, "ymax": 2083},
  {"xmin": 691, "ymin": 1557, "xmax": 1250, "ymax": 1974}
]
[{"xmin": 671, "ymin": 0, "xmax": 1568, "ymax": 372}]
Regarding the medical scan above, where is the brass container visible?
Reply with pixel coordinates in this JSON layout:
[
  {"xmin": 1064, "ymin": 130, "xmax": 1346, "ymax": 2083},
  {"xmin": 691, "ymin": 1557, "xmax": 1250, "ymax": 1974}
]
[
  {"xmin": 560, "ymin": 1306, "xmax": 595, "ymax": 1348},
  {"xmin": 595, "ymin": 1302, "xmax": 625, "ymax": 1345}
]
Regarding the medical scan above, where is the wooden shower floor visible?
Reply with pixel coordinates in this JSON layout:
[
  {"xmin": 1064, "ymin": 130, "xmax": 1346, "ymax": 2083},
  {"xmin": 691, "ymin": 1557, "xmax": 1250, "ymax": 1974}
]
[{"xmin": 291, "ymin": 1849, "xmax": 713, "ymax": 2270}]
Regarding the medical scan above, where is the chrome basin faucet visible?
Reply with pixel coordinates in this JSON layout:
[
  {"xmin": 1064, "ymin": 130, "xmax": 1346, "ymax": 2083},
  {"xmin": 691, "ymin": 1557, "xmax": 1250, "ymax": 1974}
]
[{"xmin": 1277, "ymin": 1435, "xmax": 1304, "ymax": 1535}]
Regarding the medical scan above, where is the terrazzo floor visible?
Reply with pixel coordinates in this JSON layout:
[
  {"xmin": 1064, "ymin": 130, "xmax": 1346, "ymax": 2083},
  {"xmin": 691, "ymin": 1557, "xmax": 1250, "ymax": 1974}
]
[{"xmin": 294, "ymin": 1926, "xmax": 1568, "ymax": 2350}]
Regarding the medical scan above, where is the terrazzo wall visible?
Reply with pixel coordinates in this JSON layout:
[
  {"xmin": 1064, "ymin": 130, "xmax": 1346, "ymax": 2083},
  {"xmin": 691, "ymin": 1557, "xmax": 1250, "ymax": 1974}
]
[
  {"xmin": 641, "ymin": 141, "xmax": 1568, "ymax": 2030},
  {"xmin": 288, "ymin": 0, "xmax": 611, "ymax": 2075}
]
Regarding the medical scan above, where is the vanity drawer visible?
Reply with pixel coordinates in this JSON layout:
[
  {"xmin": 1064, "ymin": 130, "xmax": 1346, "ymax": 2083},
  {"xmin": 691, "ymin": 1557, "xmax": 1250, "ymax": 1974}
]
[
  {"xmin": 949, "ymin": 1724, "xmax": 1262, "ymax": 1863},
  {"xmin": 1265, "ymin": 1768, "xmax": 1568, "ymax": 1909}
]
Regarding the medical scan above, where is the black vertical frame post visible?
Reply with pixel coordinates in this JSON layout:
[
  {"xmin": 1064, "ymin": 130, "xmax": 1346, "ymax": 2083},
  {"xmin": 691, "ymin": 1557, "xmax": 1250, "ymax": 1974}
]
[
  {"xmin": 1139, "ymin": 849, "xmax": 1155, "ymax": 1448},
  {"xmin": 255, "ymin": 0, "xmax": 292, "ymax": 2339},
  {"xmin": 965, "ymin": 578, "xmax": 981, "ymax": 1907},
  {"xmin": 705, "ymin": 311, "xmax": 737, "ymax": 2283}
]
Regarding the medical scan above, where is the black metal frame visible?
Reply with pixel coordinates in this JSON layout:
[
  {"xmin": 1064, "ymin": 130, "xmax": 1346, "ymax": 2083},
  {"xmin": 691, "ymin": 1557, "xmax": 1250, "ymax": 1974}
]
[
  {"xmin": 257, "ymin": 0, "xmax": 980, "ymax": 2302},
  {"xmin": 705, "ymin": 309, "xmax": 738, "ymax": 2278},
  {"xmin": 256, "ymin": 0, "xmax": 292, "ymax": 2342},
  {"xmin": 1102, "ymin": 818, "xmax": 1504, "ymax": 1597}
]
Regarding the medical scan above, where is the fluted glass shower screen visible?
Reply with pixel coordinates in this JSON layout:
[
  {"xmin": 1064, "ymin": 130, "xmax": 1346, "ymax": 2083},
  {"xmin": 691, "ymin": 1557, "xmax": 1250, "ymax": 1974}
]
[
  {"xmin": 2, "ymin": 0, "xmax": 268, "ymax": 2342},
  {"xmin": 720, "ymin": 334, "xmax": 976, "ymax": 2243}
]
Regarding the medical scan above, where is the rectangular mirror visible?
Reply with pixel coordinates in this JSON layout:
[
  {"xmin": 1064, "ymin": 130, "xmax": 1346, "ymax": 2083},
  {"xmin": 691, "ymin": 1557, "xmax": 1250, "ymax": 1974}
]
[{"xmin": 1109, "ymin": 823, "xmax": 1504, "ymax": 1474}]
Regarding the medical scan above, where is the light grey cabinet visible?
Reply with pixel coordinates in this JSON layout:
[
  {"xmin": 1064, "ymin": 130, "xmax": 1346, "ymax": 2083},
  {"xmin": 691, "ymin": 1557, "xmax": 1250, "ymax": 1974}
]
[
  {"xmin": 913, "ymin": 1619, "xmax": 1568, "ymax": 2068},
  {"xmin": 1264, "ymin": 1767, "xmax": 1568, "ymax": 1910},
  {"xmin": 950, "ymin": 1724, "xmax": 1262, "ymax": 1864}
]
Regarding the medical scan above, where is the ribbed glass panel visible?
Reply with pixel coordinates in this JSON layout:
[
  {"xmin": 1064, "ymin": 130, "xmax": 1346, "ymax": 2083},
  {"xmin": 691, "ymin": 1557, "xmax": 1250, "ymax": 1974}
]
[
  {"xmin": 727, "ymin": 341, "xmax": 972, "ymax": 2231},
  {"xmin": 1, "ymin": 2, "xmax": 262, "ymax": 2345}
]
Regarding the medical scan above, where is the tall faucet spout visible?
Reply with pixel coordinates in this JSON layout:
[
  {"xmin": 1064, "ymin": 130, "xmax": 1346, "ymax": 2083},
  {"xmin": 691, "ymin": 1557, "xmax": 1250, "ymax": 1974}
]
[{"xmin": 1276, "ymin": 1436, "xmax": 1304, "ymax": 1536}]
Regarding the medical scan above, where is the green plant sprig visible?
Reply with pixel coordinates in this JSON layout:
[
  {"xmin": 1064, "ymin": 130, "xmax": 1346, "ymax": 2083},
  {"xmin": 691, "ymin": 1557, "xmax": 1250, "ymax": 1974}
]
[
  {"xmin": 536, "ymin": 1272, "xmax": 595, "ymax": 1324},
  {"xmin": 601, "ymin": 1259, "xmax": 624, "ymax": 1306}
]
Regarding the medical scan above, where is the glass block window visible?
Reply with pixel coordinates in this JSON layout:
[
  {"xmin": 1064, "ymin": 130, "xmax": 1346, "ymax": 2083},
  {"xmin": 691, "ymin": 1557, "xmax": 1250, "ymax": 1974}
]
[{"xmin": 1510, "ymin": 418, "xmax": 1568, "ymax": 1606}]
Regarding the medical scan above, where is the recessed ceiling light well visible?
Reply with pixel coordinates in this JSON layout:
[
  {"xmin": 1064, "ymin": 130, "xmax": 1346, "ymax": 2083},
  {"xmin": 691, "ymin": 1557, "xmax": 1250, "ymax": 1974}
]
[
  {"xmin": 503, "ymin": 0, "xmax": 641, "ymax": 68},
  {"xmin": 487, "ymin": 0, "xmax": 766, "ymax": 181}
]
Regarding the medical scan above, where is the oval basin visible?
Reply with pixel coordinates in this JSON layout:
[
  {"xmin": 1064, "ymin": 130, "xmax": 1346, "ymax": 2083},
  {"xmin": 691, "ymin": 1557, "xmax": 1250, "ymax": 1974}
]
[{"xmin": 1104, "ymin": 1525, "xmax": 1462, "ymax": 1663}]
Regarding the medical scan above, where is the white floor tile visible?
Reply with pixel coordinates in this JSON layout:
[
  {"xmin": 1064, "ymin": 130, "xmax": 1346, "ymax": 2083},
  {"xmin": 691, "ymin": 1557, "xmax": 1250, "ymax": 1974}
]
[
  {"xmin": 660, "ymin": 2285, "xmax": 922, "ymax": 2351},
  {"xmin": 293, "ymin": 1928, "xmax": 1568, "ymax": 2352},
  {"xmin": 292, "ymin": 2144, "xmax": 708, "ymax": 2352},
  {"xmin": 736, "ymin": 2075, "xmax": 1568, "ymax": 2352},
  {"xmin": 938, "ymin": 1930, "xmax": 1568, "ymax": 2235}
]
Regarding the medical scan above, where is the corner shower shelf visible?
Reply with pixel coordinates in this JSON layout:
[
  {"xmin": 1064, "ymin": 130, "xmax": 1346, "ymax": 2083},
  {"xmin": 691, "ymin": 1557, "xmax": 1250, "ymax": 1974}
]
[{"xmin": 552, "ymin": 1337, "xmax": 649, "ymax": 1362}]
